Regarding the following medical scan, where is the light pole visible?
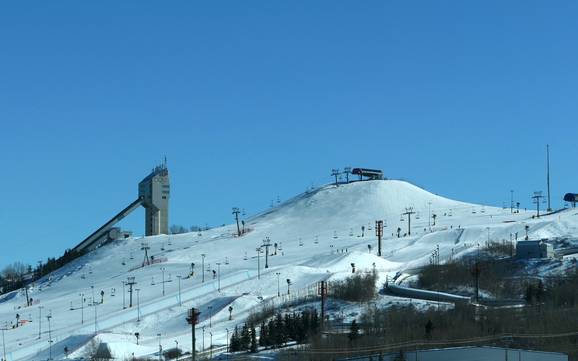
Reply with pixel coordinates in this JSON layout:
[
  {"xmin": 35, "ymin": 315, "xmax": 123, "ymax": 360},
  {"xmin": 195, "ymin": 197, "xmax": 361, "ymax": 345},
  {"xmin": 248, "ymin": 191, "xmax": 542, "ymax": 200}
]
[
  {"xmin": 201, "ymin": 254, "xmax": 206, "ymax": 283},
  {"xmin": 256, "ymin": 247, "xmax": 262, "ymax": 280},
  {"xmin": 202, "ymin": 326, "xmax": 205, "ymax": 351},
  {"xmin": 276, "ymin": 272, "xmax": 281, "ymax": 297},
  {"xmin": 136, "ymin": 288, "xmax": 141, "ymax": 322},
  {"xmin": 94, "ymin": 302, "xmax": 98, "ymax": 334},
  {"xmin": 209, "ymin": 332, "xmax": 213, "ymax": 360},
  {"xmin": 208, "ymin": 306, "xmax": 213, "ymax": 328},
  {"xmin": 226, "ymin": 328, "xmax": 230, "ymax": 353},
  {"xmin": 38, "ymin": 305, "xmax": 44, "ymax": 339},
  {"xmin": 157, "ymin": 333, "xmax": 162, "ymax": 361},
  {"xmin": 122, "ymin": 281, "xmax": 126, "ymax": 309},
  {"xmin": 47, "ymin": 314, "xmax": 53, "ymax": 360},
  {"xmin": 2, "ymin": 323, "xmax": 7, "ymax": 361},
  {"xmin": 216, "ymin": 263, "xmax": 221, "ymax": 292},
  {"xmin": 80, "ymin": 293, "xmax": 84, "ymax": 324},
  {"xmin": 177, "ymin": 275, "xmax": 182, "ymax": 306},
  {"xmin": 286, "ymin": 279, "xmax": 291, "ymax": 295},
  {"xmin": 161, "ymin": 267, "xmax": 166, "ymax": 296},
  {"xmin": 428, "ymin": 202, "xmax": 432, "ymax": 229}
]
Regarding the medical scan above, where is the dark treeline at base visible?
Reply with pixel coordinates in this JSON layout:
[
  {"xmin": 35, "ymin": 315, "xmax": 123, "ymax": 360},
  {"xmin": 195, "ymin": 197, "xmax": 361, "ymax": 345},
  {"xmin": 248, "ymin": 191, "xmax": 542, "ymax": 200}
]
[{"xmin": 230, "ymin": 309, "xmax": 320, "ymax": 353}]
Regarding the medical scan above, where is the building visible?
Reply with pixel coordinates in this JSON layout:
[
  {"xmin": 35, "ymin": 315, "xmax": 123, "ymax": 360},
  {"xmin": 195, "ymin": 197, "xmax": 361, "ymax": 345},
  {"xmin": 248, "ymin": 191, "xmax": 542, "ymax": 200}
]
[
  {"xmin": 516, "ymin": 240, "xmax": 554, "ymax": 259},
  {"xmin": 351, "ymin": 168, "xmax": 384, "ymax": 180},
  {"xmin": 138, "ymin": 162, "xmax": 170, "ymax": 236},
  {"xmin": 339, "ymin": 346, "xmax": 567, "ymax": 361}
]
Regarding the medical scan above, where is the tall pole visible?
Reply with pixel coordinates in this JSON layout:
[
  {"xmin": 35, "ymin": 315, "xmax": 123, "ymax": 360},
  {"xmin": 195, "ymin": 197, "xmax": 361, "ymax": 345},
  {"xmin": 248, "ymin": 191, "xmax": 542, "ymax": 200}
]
[
  {"xmin": 94, "ymin": 302, "xmax": 98, "ymax": 334},
  {"xmin": 276, "ymin": 272, "xmax": 280, "ymax": 297},
  {"xmin": 510, "ymin": 190, "xmax": 514, "ymax": 214},
  {"xmin": 428, "ymin": 202, "xmax": 432, "ymax": 229},
  {"xmin": 201, "ymin": 254, "xmax": 206, "ymax": 283},
  {"xmin": 136, "ymin": 289, "xmax": 141, "ymax": 322},
  {"xmin": 80, "ymin": 294, "xmax": 84, "ymax": 324},
  {"xmin": 320, "ymin": 281, "xmax": 327, "ymax": 329},
  {"xmin": 122, "ymin": 281, "xmax": 126, "ymax": 309},
  {"xmin": 263, "ymin": 238, "xmax": 271, "ymax": 269},
  {"xmin": 38, "ymin": 306, "xmax": 43, "ymax": 339},
  {"xmin": 161, "ymin": 267, "xmax": 166, "ymax": 296},
  {"xmin": 177, "ymin": 275, "xmax": 182, "ymax": 306},
  {"xmin": 47, "ymin": 315, "xmax": 52, "ymax": 360},
  {"xmin": 256, "ymin": 248, "xmax": 261, "ymax": 280},
  {"xmin": 547, "ymin": 144, "xmax": 552, "ymax": 212},
  {"xmin": 216, "ymin": 263, "xmax": 221, "ymax": 292},
  {"xmin": 2, "ymin": 325, "xmax": 6, "ymax": 361}
]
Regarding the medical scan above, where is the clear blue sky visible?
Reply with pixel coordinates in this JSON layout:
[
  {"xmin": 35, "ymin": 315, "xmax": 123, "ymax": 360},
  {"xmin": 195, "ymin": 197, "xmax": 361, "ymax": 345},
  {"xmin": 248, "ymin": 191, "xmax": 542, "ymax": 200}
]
[{"xmin": 1, "ymin": 1, "xmax": 577, "ymax": 268}]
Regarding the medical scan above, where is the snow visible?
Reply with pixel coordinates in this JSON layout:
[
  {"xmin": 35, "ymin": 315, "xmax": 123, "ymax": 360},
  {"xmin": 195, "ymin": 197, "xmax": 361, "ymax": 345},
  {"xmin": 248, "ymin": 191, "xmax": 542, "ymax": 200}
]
[{"xmin": 2, "ymin": 179, "xmax": 578, "ymax": 360}]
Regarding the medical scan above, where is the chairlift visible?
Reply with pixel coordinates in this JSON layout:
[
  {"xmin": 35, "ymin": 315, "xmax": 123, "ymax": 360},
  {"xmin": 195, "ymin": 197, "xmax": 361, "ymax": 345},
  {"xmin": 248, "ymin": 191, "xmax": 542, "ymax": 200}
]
[
  {"xmin": 415, "ymin": 212, "xmax": 421, "ymax": 220},
  {"xmin": 400, "ymin": 215, "xmax": 405, "ymax": 222}
]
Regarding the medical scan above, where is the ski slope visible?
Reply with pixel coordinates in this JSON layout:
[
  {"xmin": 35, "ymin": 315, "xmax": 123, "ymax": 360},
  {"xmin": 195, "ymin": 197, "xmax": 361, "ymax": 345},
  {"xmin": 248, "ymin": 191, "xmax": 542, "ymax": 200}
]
[{"xmin": 2, "ymin": 179, "xmax": 578, "ymax": 360}]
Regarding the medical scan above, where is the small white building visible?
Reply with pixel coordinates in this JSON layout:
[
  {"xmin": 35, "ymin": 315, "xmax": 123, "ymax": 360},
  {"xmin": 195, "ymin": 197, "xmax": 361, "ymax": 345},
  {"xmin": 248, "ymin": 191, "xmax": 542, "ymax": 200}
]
[{"xmin": 516, "ymin": 240, "xmax": 554, "ymax": 259}]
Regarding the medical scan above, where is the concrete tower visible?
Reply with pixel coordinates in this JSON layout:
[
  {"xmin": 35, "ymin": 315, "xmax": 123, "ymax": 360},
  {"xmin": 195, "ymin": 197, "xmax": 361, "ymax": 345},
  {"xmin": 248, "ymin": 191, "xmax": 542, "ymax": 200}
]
[{"xmin": 138, "ymin": 161, "xmax": 170, "ymax": 236}]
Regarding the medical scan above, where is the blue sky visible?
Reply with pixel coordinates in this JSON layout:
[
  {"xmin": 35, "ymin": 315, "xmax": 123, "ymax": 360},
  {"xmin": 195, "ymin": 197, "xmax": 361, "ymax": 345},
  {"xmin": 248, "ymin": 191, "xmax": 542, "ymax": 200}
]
[{"xmin": 1, "ymin": 1, "xmax": 577, "ymax": 268}]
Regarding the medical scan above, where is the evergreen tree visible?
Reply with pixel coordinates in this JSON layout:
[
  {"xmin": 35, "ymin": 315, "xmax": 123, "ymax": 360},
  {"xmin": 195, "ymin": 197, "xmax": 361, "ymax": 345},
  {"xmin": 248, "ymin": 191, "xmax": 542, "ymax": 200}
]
[
  {"xmin": 349, "ymin": 320, "xmax": 359, "ymax": 342},
  {"xmin": 274, "ymin": 313, "xmax": 285, "ymax": 346},
  {"xmin": 250, "ymin": 325, "xmax": 258, "ymax": 353},
  {"xmin": 259, "ymin": 321, "xmax": 268, "ymax": 347},
  {"xmin": 230, "ymin": 326, "xmax": 240, "ymax": 352},
  {"xmin": 240, "ymin": 324, "xmax": 251, "ymax": 350}
]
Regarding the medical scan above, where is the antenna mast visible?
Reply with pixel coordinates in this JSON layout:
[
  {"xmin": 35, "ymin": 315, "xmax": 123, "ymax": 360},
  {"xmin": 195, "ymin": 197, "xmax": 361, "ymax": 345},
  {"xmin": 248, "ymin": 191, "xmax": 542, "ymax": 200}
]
[{"xmin": 546, "ymin": 144, "xmax": 552, "ymax": 212}]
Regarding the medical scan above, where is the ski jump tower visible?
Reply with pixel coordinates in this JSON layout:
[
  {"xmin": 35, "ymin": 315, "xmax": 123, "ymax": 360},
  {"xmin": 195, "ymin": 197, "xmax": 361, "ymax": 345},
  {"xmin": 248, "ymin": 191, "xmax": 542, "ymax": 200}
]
[
  {"xmin": 139, "ymin": 162, "xmax": 170, "ymax": 236},
  {"xmin": 74, "ymin": 162, "xmax": 170, "ymax": 252}
]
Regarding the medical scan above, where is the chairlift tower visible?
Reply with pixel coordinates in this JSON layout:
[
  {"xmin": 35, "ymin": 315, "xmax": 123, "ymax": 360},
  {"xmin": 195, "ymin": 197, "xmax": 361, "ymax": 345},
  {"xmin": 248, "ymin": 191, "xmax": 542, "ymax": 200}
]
[
  {"xmin": 232, "ymin": 207, "xmax": 241, "ymax": 236},
  {"xmin": 532, "ymin": 191, "xmax": 545, "ymax": 218},
  {"xmin": 141, "ymin": 242, "xmax": 151, "ymax": 266},
  {"xmin": 331, "ymin": 169, "xmax": 340, "ymax": 186},
  {"xmin": 127, "ymin": 277, "xmax": 137, "ymax": 308},
  {"xmin": 343, "ymin": 167, "xmax": 352, "ymax": 183},
  {"xmin": 401, "ymin": 207, "xmax": 416, "ymax": 236}
]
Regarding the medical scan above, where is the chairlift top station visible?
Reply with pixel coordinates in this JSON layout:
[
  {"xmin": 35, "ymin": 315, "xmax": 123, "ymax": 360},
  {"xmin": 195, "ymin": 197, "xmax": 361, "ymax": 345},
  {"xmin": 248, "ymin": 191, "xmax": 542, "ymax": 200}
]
[{"xmin": 74, "ymin": 161, "xmax": 170, "ymax": 252}]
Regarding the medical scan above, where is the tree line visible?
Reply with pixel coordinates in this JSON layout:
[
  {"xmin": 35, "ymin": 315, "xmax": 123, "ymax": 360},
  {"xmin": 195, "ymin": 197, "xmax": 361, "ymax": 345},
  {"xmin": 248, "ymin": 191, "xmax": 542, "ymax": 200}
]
[{"xmin": 230, "ymin": 309, "xmax": 320, "ymax": 352}]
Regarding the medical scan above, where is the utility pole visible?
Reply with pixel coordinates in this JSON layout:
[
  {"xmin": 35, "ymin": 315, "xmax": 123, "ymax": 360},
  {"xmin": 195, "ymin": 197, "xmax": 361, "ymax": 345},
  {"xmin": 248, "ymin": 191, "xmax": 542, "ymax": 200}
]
[
  {"xmin": 547, "ymin": 144, "xmax": 552, "ymax": 212},
  {"xmin": 343, "ymin": 167, "xmax": 351, "ymax": 183},
  {"xmin": 331, "ymin": 169, "xmax": 340, "ymax": 186},
  {"xmin": 187, "ymin": 308, "xmax": 199, "ymax": 361},
  {"xmin": 232, "ymin": 207, "xmax": 241, "ymax": 236},
  {"xmin": 127, "ymin": 277, "xmax": 137, "ymax": 308},
  {"xmin": 201, "ymin": 254, "xmax": 206, "ymax": 283},
  {"xmin": 532, "ymin": 191, "xmax": 544, "ymax": 218},
  {"xmin": 376, "ymin": 220, "xmax": 383, "ymax": 257},
  {"xmin": 263, "ymin": 238, "xmax": 271, "ymax": 268},
  {"xmin": 402, "ymin": 207, "xmax": 416, "ymax": 236}
]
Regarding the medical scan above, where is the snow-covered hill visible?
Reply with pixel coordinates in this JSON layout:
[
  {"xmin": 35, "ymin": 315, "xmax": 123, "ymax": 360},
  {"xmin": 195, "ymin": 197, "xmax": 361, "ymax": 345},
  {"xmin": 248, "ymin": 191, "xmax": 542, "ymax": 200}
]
[{"xmin": 2, "ymin": 180, "xmax": 578, "ymax": 360}]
